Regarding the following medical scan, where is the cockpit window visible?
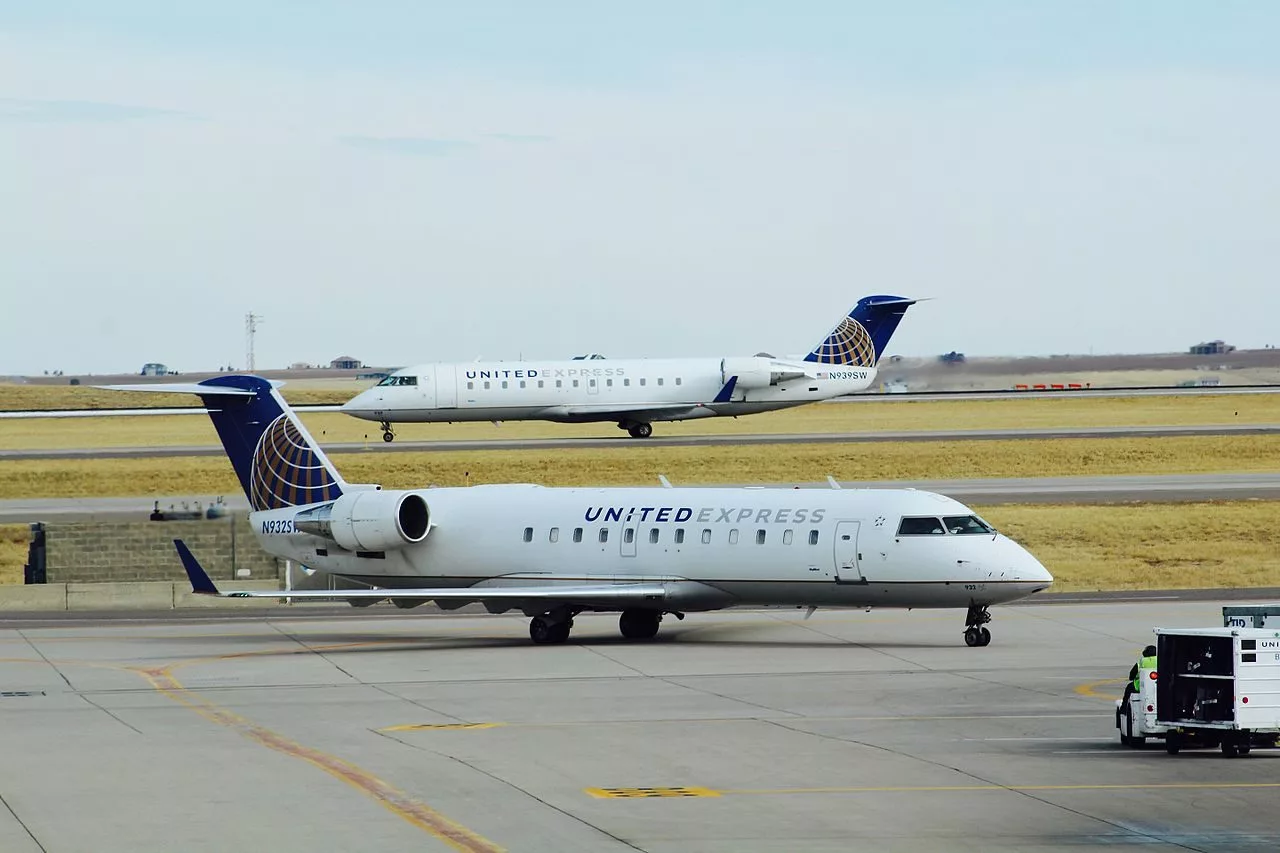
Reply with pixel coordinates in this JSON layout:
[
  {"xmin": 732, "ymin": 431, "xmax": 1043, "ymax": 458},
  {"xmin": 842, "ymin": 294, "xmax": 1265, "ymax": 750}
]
[
  {"xmin": 896, "ymin": 516, "xmax": 945, "ymax": 535},
  {"xmin": 376, "ymin": 375, "xmax": 418, "ymax": 387},
  {"xmin": 943, "ymin": 515, "xmax": 996, "ymax": 535}
]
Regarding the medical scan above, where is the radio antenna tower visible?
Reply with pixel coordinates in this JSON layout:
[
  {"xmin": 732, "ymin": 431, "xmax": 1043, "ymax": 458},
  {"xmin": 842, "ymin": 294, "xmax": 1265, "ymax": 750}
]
[{"xmin": 245, "ymin": 313, "xmax": 263, "ymax": 372}]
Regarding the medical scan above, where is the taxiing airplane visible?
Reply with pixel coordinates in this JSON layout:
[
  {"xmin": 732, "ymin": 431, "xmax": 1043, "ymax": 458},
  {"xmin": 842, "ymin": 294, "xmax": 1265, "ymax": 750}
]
[
  {"xmin": 341, "ymin": 294, "xmax": 917, "ymax": 441},
  {"xmin": 124, "ymin": 374, "xmax": 1053, "ymax": 647}
]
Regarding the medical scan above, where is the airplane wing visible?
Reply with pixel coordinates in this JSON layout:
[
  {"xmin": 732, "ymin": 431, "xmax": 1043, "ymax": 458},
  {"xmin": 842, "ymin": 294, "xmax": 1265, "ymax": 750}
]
[
  {"xmin": 175, "ymin": 540, "xmax": 667, "ymax": 606},
  {"xmin": 0, "ymin": 404, "xmax": 343, "ymax": 419}
]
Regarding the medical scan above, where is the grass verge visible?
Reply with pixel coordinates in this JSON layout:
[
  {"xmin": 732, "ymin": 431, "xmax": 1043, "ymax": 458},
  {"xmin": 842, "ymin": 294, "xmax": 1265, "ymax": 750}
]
[
  {"xmin": 0, "ymin": 524, "xmax": 29, "ymax": 585},
  {"xmin": 1, "ymin": 434, "xmax": 1275, "ymax": 500},
  {"xmin": 3, "ymin": 392, "xmax": 1279, "ymax": 450}
]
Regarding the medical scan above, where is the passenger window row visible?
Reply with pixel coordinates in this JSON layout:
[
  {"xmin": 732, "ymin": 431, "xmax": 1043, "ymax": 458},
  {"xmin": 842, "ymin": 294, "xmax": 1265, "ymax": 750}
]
[{"xmin": 521, "ymin": 526, "xmax": 822, "ymax": 545}]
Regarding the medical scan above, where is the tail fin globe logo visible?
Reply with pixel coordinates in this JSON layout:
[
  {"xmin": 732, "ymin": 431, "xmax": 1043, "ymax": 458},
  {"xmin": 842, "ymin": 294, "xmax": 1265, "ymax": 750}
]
[
  {"xmin": 808, "ymin": 317, "xmax": 877, "ymax": 366},
  {"xmin": 250, "ymin": 414, "xmax": 343, "ymax": 511}
]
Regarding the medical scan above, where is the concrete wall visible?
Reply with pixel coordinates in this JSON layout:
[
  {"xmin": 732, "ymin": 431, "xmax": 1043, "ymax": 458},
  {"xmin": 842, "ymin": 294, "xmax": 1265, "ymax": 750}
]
[{"xmin": 45, "ymin": 515, "xmax": 280, "ymax": 584}]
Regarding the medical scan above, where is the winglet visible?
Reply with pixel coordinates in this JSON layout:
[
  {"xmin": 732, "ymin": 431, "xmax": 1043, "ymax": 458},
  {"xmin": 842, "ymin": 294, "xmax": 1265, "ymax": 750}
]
[{"xmin": 174, "ymin": 539, "xmax": 220, "ymax": 595}]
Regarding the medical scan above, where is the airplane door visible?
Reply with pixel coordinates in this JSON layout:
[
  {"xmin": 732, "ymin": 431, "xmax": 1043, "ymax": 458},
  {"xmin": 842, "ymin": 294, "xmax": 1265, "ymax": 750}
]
[
  {"xmin": 833, "ymin": 521, "xmax": 865, "ymax": 583},
  {"xmin": 620, "ymin": 525, "xmax": 637, "ymax": 557},
  {"xmin": 434, "ymin": 365, "xmax": 457, "ymax": 409}
]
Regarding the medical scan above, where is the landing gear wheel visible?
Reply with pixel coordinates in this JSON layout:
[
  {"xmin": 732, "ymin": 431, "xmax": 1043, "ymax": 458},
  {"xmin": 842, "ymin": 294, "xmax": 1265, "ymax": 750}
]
[
  {"xmin": 382, "ymin": 432, "xmax": 395, "ymax": 443},
  {"xmin": 962, "ymin": 603, "xmax": 992, "ymax": 647},
  {"xmin": 529, "ymin": 616, "xmax": 572, "ymax": 645},
  {"xmin": 379, "ymin": 421, "xmax": 395, "ymax": 443},
  {"xmin": 619, "ymin": 609, "xmax": 662, "ymax": 640},
  {"xmin": 627, "ymin": 422, "xmax": 653, "ymax": 439}
]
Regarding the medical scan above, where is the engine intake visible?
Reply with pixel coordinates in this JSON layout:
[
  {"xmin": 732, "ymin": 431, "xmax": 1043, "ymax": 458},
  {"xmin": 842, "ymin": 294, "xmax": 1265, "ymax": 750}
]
[{"xmin": 294, "ymin": 490, "xmax": 430, "ymax": 552}]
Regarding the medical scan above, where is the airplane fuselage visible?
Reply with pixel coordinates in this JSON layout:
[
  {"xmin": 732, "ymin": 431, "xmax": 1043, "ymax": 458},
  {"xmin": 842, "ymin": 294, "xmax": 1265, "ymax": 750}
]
[
  {"xmin": 341, "ymin": 357, "xmax": 878, "ymax": 426},
  {"xmin": 250, "ymin": 485, "xmax": 1051, "ymax": 613}
]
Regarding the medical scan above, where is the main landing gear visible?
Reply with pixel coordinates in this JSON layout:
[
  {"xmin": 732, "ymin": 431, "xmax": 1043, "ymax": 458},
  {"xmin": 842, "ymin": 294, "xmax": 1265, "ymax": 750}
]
[
  {"xmin": 963, "ymin": 603, "xmax": 992, "ymax": 647},
  {"xmin": 529, "ymin": 610, "xmax": 574, "ymax": 644},
  {"xmin": 379, "ymin": 421, "xmax": 395, "ymax": 443},
  {"xmin": 619, "ymin": 421, "xmax": 653, "ymax": 439},
  {"xmin": 619, "ymin": 609, "xmax": 662, "ymax": 640}
]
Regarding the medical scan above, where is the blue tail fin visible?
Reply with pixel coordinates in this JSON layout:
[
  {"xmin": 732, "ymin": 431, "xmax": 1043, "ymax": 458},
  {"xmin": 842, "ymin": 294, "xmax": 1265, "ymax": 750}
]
[
  {"xmin": 194, "ymin": 375, "xmax": 345, "ymax": 511},
  {"xmin": 803, "ymin": 295, "xmax": 917, "ymax": 367}
]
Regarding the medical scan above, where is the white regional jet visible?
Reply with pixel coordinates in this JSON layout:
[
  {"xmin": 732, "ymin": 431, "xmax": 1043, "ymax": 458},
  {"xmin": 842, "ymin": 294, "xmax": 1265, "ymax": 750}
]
[
  {"xmin": 342, "ymin": 294, "xmax": 917, "ymax": 441},
  {"xmin": 137, "ymin": 375, "xmax": 1053, "ymax": 647}
]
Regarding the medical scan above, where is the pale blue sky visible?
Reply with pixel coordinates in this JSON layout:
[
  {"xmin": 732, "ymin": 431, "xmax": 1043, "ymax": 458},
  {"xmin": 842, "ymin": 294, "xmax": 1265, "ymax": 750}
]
[{"xmin": 3, "ymin": 3, "xmax": 1278, "ymax": 374}]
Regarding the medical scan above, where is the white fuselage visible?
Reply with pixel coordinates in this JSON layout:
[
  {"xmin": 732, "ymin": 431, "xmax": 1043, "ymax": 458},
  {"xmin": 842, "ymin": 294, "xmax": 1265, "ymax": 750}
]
[
  {"xmin": 340, "ymin": 357, "xmax": 877, "ymax": 425},
  {"xmin": 251, "ymin": 485, "xmax": 1052, "ymax": 612}
]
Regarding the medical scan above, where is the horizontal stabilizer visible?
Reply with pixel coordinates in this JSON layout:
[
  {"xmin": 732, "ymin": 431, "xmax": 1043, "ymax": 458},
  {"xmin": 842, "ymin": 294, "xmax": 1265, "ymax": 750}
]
[
  {"xmin": 173, "ymin": 540, "xmax": 667, "ymax": 605},
  {"xmin": 96, "ymin": 382, "xmax": 268, "ymax": 396}
]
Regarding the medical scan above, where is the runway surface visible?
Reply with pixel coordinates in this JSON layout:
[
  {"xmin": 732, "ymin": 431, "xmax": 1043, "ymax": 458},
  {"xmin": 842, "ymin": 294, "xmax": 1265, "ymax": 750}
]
[
  {"xmin": 1, "ymin": 598, "xmax": 1276, "ymax": 852},
  {"xmin": 4, "ymin": 422, "xmax": 1280, "ymax": 460},
  {"xmin": 4, "ymin": 472, "xmax": 1278, "ymax": 522}
]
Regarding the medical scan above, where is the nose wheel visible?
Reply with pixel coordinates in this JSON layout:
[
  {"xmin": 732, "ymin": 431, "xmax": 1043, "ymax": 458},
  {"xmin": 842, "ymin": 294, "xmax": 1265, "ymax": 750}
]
[
  {"xmin": 379, "ymin": 421, "xmax": 395, "ymax": 443},
  {"xmin": 963, "ymin": 604, "xmax": 992, "ymax": 647}
]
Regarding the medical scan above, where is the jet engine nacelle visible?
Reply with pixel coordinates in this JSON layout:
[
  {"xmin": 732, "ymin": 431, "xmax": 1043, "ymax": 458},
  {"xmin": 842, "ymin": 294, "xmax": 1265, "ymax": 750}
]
[
  {"xmin": 721, "ymin": 357, "xmax": 774, "ymax": 390},
  {"xmin": 294, "ymin": 490, "xmax": 430, "ymax": 552}
]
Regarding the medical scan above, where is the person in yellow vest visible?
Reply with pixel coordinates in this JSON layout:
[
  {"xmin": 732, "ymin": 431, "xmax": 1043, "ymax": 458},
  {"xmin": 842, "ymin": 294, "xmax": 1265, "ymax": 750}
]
[{"xmin": 1125, "ymin": 644, "xmax": 1158, "ymax": 703}]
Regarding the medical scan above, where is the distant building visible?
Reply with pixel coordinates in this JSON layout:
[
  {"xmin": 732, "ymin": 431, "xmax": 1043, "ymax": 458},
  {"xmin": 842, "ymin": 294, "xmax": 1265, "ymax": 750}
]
[
  {"xmin": 938, "ymin": 351, "xmax": 966, "ymax": 364},
  {"xmin": 330, "ymin": 356, "xmax": 363, "ymax": 370},
  {"xmin": 140, "ymin": 362, "xmax": 170, "ymax": 376},
  {"xmin": 1189, "ymin": 340, "xmax": 1235, "ymax": 356}
]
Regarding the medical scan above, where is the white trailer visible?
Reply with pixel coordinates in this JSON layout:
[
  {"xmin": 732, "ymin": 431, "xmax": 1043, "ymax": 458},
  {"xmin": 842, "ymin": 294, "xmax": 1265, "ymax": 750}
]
[{"xmin": 1152, "ymin": 627, "xmax": 1280, "ymax": 757}]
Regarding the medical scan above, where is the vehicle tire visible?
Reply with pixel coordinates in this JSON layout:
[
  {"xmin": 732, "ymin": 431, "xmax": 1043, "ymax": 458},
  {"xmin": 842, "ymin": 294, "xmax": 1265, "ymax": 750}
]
[
  {"xmin": 1165, "ymin": 733, "xmax": 1181, "ymax": 755},
  {"xmin": 1221, "ymin": 740, "xmax": 1239, "ymax": 757},
  {"xmin": 978, "ymin": 627, "xmax": 991, "ymax": 647},
  {"xmin": 964, "ymin": 627, "xmax": 981, "ymax": 647},
  {"xmin": 382, "ymin": 432, "xmax": 394, "ymax": 443},
  {"xmin": 619, "ymin": 609, "xmax": 661, "ymax": 640},
  {"xmin": 628, "ymin": 423, "xmax": 653, "ymax": 439}
]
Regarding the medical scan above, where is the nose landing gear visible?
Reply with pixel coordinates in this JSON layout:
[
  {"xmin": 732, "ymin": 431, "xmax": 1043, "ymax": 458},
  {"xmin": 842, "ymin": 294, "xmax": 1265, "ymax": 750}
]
[
  {"xmin": 379, "ymin": 421, "xmax": 395, "ymax": 443},
  {"xmin": 963, "ymin": 603, "xmax": 992, "ymax": 647}
]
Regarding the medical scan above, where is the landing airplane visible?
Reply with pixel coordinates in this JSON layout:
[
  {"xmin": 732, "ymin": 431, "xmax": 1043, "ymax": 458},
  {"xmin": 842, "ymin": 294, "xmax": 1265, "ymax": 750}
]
[
  {"xmin": 342, "ymin": 294, "xmax": 917, "ymax": 441},
  {"xmin": 124, "ymin": 374, "xmax": 1053, "ymax": 646}
]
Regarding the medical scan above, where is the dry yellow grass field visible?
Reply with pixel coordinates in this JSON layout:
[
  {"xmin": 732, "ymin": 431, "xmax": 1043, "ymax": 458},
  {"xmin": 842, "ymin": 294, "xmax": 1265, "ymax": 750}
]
[
  {"xmin": 0, "ymin": 381, "xmax": 363, "ymax": 411},
  {"xmin": 982, "ymin": 502, "xmax": 1280, "ymax": 592},
  {"xmin": 1, "ymin": 505, "xmax": 1275, "ymax": 592},
  {"xmin": 0, "ymin": 524, "xmax": 28, "ymax": 585},
  {"xmin": 2, "ymin": 435, "xmax": 1278, "ymax": 500},
  {"xmin": 2, "ymin": 392, "xmax": 1278, "ymax": 450}
]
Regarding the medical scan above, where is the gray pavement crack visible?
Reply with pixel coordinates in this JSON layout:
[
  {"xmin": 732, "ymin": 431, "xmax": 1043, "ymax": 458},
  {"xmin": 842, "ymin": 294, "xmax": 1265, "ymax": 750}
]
[
  {"xmin": 0, "ymin": 793, "xmax": 47, "ymax": 853},
  {"xmin": 759, "ymin": 718, "xmax": 1207, "ymax": 851}
]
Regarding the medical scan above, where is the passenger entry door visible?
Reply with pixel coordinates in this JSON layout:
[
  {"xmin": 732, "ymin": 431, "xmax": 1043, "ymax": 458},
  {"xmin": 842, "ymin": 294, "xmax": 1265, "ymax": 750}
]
[
  {"xmin": 435, "ymin": 365, "xmax": 457, "ymax": 408},
  {"xmin": 833, "ymin": 521, "xmax": 865, "ymax": 583},
  {"xmin": 620, "ymin": 525, "xmax": 637, "ymax": 558}
]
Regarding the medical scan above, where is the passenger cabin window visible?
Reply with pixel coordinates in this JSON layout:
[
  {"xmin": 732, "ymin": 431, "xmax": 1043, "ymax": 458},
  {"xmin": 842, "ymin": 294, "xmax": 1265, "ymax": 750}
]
[
  {"xmin": 624, "ymin": 378, "xmax": 631, "ymax": 387},
  {"xmin": 501, "ymin": 381, "xmax": 508, "ymax": 389},
  {"xmin": 467, "ymin": 381, "xmax": 474, "ymax": 390},
  {"xmin": 484, "ymin": 381, "xmax": 491, "ymax": 390},
  {"xmin": 607, "ymin": 379, "xmax": 613, "ymax": 387},
  {"xmin": 376, "ymin": 375, "xmax": 419, "ymax": 386},
  {"xmin": 675, "ymin": 529, "xmax": 685, "ymax": 544},
  {"xmin": 624, "ymin": 528, "xmax": 635, "ymax": 544},
  {"xmin": 589, "ymin": 379, "xmax": 597, "ymax": 388},
  {"xmin": 944, "ymin": 515, "xmax": 996, "ymax": 535},
  {"xmin": 599, "ymin": 529, "xmax": 609, "ymax": 543},
  {"xmin": 538, "ymin": 380, "xmax": 545, "ymax": 388},
  {"xmin": 701, "ymin": 529, "xmax": 712, "ymax": 544},
  {"xmin": 640, "ymin": 378, "xmax": 647, "ymax": 386},
  {"xmin": 572, "ymin": 528, "xmax": 583, "ymax": 543},
  {"xmin": 657, "ymin": 378, "xmax": 664, "ymax": 386},
  {"xmin": 523, "ymin": 527, "xmax": 533, "ymax": 542},
  {"xmin": 756, "ymin": 529, "xmax": 766, "ymax": 545},
  {"xmin": 675, "ymin": 377, "xmax": 682, "ymax": 386},
  {"xmin": 573, "ymin": 380, "xmax": 580, "ymax": 388},
  {"xmin": 729, "ymin": 529, "xmax": 739, "ymax": 545},
  {"xmin": 649, "ymin": 528, "xmax": 659, "ymax": 544},
  {"xmin": 556, "ymin": 380, "xmax": 563, "ymax": 388},
  {"xmin": 783, "ymin": 529, "xmax": 794, "ymax": 545},
  {"xmin": 549, "ymin": 527, "xmax": 559, "ymax": 543},
  {"xmin": 809, "ymin": 530, "xmax": 819, "ymax": 545},
  {"xmin": 897, "ymin": 517, "xmax": 946, "ymax": 535},
  {"xmin": 519, "ymin": 380, "xmax": 526, "ymax": 388}
]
